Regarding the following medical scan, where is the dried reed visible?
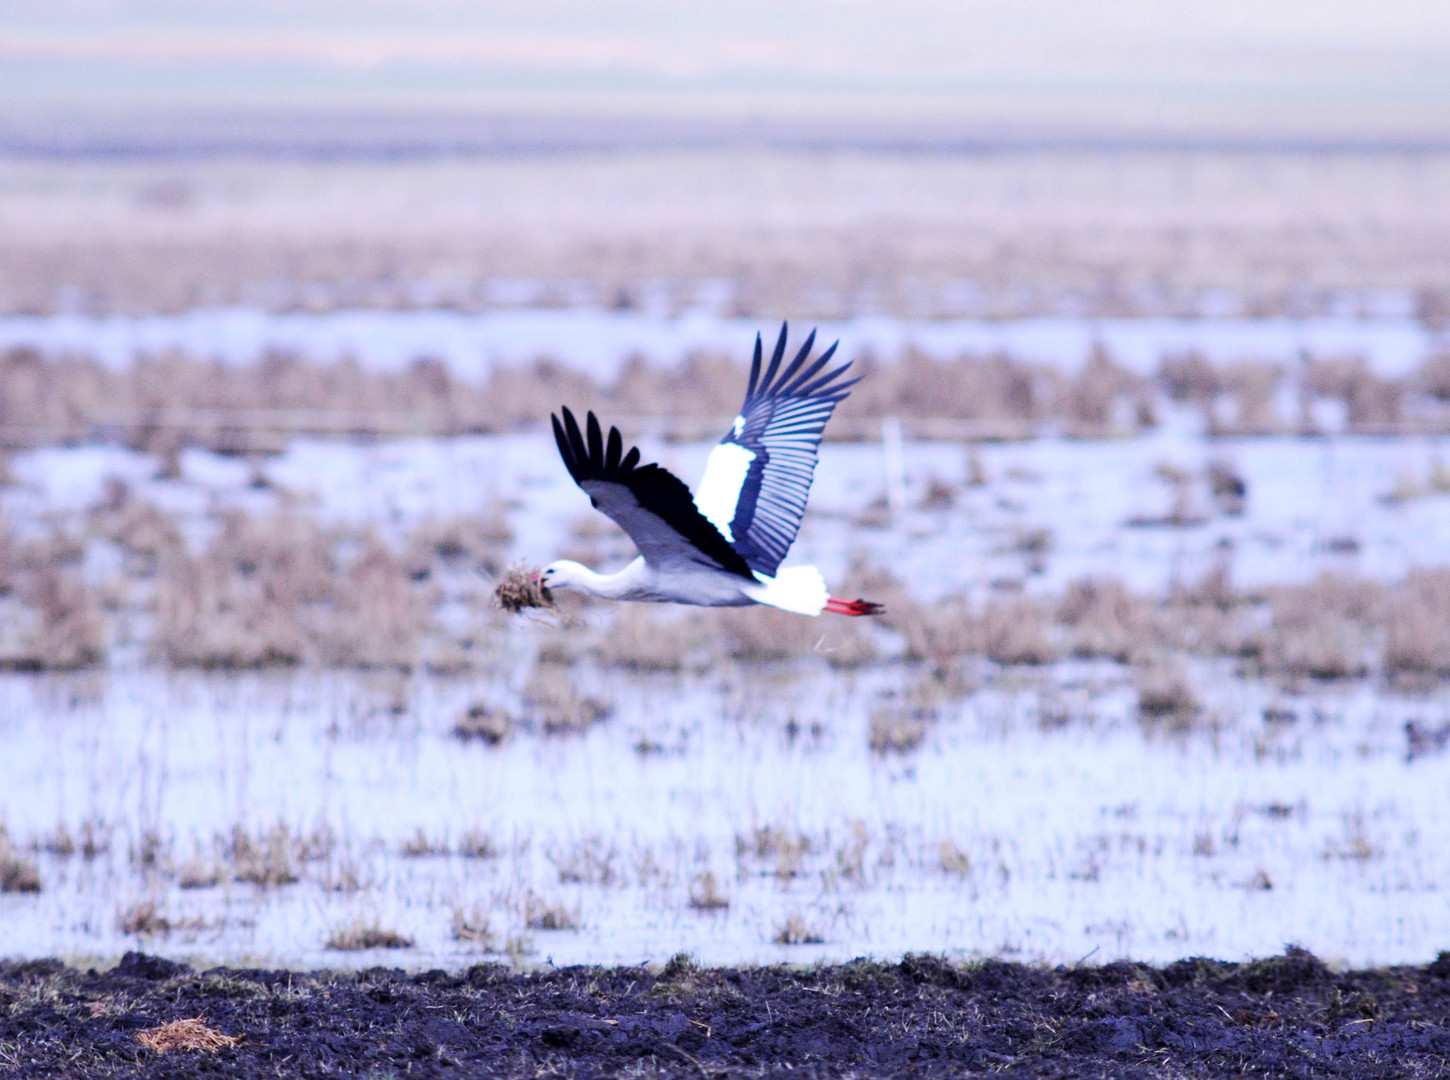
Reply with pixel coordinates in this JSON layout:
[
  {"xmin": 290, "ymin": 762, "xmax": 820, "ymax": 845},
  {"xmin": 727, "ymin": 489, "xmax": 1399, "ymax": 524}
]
[
  {"xmin": 137, "ymin": 1018, "xmax": 240, "ymax": 1054},
  {"xmin": 493, "ymin": 564, "xmax": 554, "ymax": 613}
]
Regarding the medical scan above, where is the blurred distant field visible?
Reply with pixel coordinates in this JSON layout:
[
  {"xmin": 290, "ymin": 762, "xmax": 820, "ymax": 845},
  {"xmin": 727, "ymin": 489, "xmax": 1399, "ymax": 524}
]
[{"xmin": 4, "ymin": 149, "xmax": 1450, "ymax": 320}]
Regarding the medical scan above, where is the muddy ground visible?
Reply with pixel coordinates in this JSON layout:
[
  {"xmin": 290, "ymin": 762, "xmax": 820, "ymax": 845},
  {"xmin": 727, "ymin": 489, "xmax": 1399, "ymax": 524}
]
[{"xmin": 3, "ymin": 950, "xmax": 1449, "ymax": 1078}]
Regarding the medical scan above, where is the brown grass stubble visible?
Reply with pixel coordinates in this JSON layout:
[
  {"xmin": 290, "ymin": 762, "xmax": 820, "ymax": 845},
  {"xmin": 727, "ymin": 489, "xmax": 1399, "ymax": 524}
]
[
  {"xmin": 10, "ymin": 345, "xmax": 1450, "ymax": 454},
  {"xmin": 6, "ymin": 472, "xmax": 1450, "ymax": 696}
]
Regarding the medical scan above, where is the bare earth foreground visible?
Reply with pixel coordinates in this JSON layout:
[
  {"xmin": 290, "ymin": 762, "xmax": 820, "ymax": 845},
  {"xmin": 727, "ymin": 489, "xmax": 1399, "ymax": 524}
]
[{"xmin": 4, "ymin": 950, "xmax": 1450, "ymax": 1078}]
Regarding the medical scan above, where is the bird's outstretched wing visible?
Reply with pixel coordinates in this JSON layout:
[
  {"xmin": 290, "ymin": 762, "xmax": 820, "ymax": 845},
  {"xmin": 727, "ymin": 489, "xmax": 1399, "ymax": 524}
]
[
  {"xmin": 693, "ymin": 323, "xmax": 857, "ymax": 577},
  {"xmin": 552, "ymin": 406, "xmax": 754, "ymax": 578}
]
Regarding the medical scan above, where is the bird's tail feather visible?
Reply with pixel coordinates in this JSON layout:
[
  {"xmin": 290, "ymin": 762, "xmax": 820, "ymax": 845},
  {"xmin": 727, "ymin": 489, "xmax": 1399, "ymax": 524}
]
[{"xmin": 743, "ymin": 566, "xmax": 829, "ymax": 616}]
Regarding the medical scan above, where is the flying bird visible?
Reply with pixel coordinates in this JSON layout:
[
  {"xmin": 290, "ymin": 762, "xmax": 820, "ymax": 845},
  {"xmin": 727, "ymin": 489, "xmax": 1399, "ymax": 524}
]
[{"xmin": 543, "ymin": 324, "xmax": 882, "ymax": 617}]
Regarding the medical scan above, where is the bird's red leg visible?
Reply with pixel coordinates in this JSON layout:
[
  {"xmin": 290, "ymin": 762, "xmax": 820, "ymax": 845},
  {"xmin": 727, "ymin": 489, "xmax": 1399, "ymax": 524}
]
[{"xmin": 825, "ymin": 597, "xmax": 885, "ymax": 617}]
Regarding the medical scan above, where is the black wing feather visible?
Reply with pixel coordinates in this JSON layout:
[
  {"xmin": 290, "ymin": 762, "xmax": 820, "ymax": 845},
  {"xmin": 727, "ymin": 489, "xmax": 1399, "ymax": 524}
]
[{"xmin": 552, "ymin": 406, "xmax": 754, "ymax": 579}]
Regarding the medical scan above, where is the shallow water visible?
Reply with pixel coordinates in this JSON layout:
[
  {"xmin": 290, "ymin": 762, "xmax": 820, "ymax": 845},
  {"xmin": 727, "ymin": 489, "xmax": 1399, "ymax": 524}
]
[{"xmin": 1, "ymin": 659, "xmax": 1446, "ymax": 971}]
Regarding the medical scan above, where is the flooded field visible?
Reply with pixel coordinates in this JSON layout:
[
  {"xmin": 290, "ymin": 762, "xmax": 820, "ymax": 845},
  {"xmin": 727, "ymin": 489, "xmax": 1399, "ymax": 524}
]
[{"xmin": 2, "ymin": 351, "xmax": 1449, "ymax": 970}]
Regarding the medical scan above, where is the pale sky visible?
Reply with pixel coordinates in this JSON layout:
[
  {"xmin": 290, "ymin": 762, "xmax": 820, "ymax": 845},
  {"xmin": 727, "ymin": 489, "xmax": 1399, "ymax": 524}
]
[{"xmin": 4, "ymin": 1, "xmax": 1449, "ymax": 133}]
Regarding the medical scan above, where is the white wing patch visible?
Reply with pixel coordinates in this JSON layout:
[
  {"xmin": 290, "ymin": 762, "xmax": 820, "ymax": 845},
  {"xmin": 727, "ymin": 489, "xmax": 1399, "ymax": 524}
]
[{"xmin": 693, "ymin": 440, "xmax": 755, "ymax": 543}]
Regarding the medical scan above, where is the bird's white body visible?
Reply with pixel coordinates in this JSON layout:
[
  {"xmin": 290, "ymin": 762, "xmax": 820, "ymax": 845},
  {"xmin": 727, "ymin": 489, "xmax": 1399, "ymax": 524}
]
[
  {"xmin": 544, "ymin": 324, "xmax": 882, "ymax": 619},
  {"xmin": 543, "ymin": 557, "xmax": 828, "ymax": 615}
]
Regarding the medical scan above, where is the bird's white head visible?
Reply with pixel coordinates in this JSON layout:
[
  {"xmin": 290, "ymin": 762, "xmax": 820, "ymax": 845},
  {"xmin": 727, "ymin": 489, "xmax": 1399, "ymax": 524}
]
[{"xmin": 537, "ymin": 559, "xmax": 590, "ymax": 593}]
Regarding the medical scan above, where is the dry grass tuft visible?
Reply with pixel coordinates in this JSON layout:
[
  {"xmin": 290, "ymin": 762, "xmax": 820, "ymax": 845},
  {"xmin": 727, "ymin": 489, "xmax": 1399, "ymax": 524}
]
[
  {"xmin": 978, "ymin": 596, "xmax": 1061, "ymax": 665},
  {"xmin": 493, "ymin": 564, "xmax": 554, "ymax": 613},
  {"xmin": 1383, "ymin": 570, "xmax": 1450, "ymax": 678},
  {"xmin": 688, "ymin": 872, "xmax": 730, "ymax": 911},
  {"xmin": 117, "ymin": 900, "xmax": 171, "ymax": 936},
  {"xmin": 773, "ymin": 913, "xmax": 825, "ymax": 945},
  {"xmin": 228, "ymin": 825, "xmax": 300, "ymax": 887},
  {"xmin": 868, "ymin": 709, "xmax": 927, "ymax": 754},
  {"xmin": 525, "ymin": 894, "xmax": 581, "ymax": 931},
  {"xmin": 593, "ymin": 607, "xmax": 704, "ymax": 671},
  {"xmin": 89, "ymin": 477, "xmax": 185, "ymax": 568},
  {"xmin": 1264, "ymin": 574, "xmax": 1379, "ymax": 680},
  {"xmin": 325, "ymin": 920, "xmax": 414, "ymax": 951},
  {"xmin": 717, "ymin": 607, "xmax": 813, "ymax": 663},
  {"xmin": 401, "ymin": 829, "xmax": 449, "ymax": 858},
  {"xmin": 453, "ymin": 704, "xmax": 512, "ymax": 745},
  {"xmin": 451, "ymin": 907, "xmax": 499, "ymax": 949},
  {"xmin": 938, "ymin": 841, "xmax": 972, "ymax": 877},
  {"xmin": 1058, "ymin": 577, "xmax": 1156, "ymax": 661},
  {"xmin": 523, "ymin": 665, "xmax": 611, "ymax": 734},
  {"xmin": 0, "ymin": 828, "xmax": 41, "ymax": 893},
  {"xmin": 1135, "ymin": 659, "xmax": 1201, "ymax": 727},
  {"xmin": 177, "ymin": 858, "xmax": 219, "ymax": 890},
  {"xmin": 458, "ymin": 829, "xmax": 500, "ymax": 859},
  {"xmin": 137, "ymin": 1018, "xmax": 240, "ymax": 1055}
]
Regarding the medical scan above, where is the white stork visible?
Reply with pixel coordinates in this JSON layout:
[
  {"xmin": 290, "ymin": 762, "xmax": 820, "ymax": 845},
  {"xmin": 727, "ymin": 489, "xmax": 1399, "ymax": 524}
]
[{"xmin": 541, "ymin": 323, "xmax": 882, "ymax": 617}]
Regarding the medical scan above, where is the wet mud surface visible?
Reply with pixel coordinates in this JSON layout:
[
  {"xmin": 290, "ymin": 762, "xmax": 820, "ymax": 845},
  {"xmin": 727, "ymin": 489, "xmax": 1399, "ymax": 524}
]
[{"xmin": 3, "ymin": 949, "xmax": 1450, "ymax": 1078}]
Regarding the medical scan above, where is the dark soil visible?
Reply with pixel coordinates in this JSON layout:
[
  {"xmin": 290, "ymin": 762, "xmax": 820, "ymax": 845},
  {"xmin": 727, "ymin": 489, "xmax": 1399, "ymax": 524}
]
[{"xmin": 3, "ymin": 948, "xmax": 1450, "ymax": 1078}]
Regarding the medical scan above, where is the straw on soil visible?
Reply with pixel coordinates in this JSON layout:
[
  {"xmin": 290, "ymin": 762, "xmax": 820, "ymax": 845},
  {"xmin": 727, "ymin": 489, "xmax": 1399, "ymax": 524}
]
[
  {"xmin": 493, "ymin": 564, "xmax": 555, "ymax": 613},
  {"xmin": 137, "ymin": 1017, "xmax": 240, "ymax": 1054}
]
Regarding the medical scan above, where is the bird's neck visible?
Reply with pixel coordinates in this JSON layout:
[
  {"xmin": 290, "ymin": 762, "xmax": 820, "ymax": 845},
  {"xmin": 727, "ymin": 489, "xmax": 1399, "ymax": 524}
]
[{"xmin": 568, "ymin": 557, "xmax": 648, "ymax": 600}]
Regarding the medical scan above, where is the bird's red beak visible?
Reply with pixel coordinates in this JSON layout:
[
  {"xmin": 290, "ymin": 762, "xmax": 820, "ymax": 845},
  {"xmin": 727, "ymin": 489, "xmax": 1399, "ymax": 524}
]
[{"xmin": 529, "ymin": 571, "xmax": 541, "ymax": 584}]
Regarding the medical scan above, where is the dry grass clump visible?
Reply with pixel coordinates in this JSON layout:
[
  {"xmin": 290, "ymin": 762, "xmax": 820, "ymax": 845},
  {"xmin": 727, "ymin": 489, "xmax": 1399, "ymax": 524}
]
[
  {"xmin": 592, "ymin": 607, "xmax": 702, "ymax": 671},
  {"xmin": 1134, "ymin": 659, "xmax": 1201, "ymax": 728},
  {"xmin": 688, "ymin": 872, "xmax": 730, "ymax": 911},
  {"xmin": 401, "ymin": 829, "xmax": 449, "ymax": 858},
  {"xmin": 0, "ymin": 522, "xmax": 105, "ymax": 670},
  {"xmin": 938, "ymin": 841, "xmax": 972, "ymax": 877},
  {"xmin": 773, "ymin": 912, "xmax": 825, "ymax": 945},
  {"xmin": 88, "ymin": 478, "xmax": 185, "ymax": 569},
  {"xmin": 404, "ymin": 512, "xmax": 513, "ymax": 578},
  {"xmin": 493, "ymin": 564, "xmax": 554, "ymax": 613},
  {"xmin": 891, "ymin": 592, "xmax": 1059, "ymax": 666},
  {"xmin": 736, "ymin": 827, "xmax": 812, "ymax": 880},
  {"xmin": 1383, "ymin": 570, "xmax": 1450, "ymax": 678},
  {"xmin": 525, "ymin": 894, "xmax": 581, "ymax": 931},
  {"xmin": 155, "ymin": 513, "xmax": 431, "ymax": 669},
  {"xmin": 839, "ymin": 349, "xmax": 1051, "ymax": 437},
  {"xmin": 325, "ymin": 920, "xmax": 414, "ymax": 951},
  {"xmin": 153, "ymin": 511, "xmax": 331, "ymax": 668},
  {"xmin": 458, "ymin": 829, "xmax": 500, "ymax": 859},
  {"xmin": 868, "ymin": 709, "xmax": 927, "ymax": 754},
  {"xmin": 137, "ymin": 1018, "xmax": 240, "ymax": 1055},
  {"xmin": 1061, "ymin": 346, "xmax": 1156, "ymax": 437},
  {"xmin": 890, "ymin": 596, "xmax": 976, "ymax": 663},
  {"xmin": 1306, "ymin": 357, "xmax": 1403, "ymax": 433},
  {"xmin": 453, "ymin": 704, "xmax": 512, "ymax": 745},
  {"xmin": 1058, "ymin": 577, "xmax": 1157, "ymax": 661},
  {"xmin": 117, "ymin": 900, "xmax": 171, "ymax": 936},
  {"xmin": 1406, "ymin": 720, "xmax": 1450, "ymax": 762},
  {"xmin": 0, "ymin": 828, "xmax": 42, "ymax": 893},
  {"xmin": 717, "ymin": 606, "xmax": 814, "ymax": 663},
  {"xmin": 1264, "ymin": 574, "xmax": 1380, "ymax": 680},
  {"xmin": 0, "ymin": 567, "xmax": 106, "ymax": 671},
  {"xmin": 228, "ymin": 825, "xmax": 301, "ymax": 887},
  {"xmin": 977, "ymin": 596, "xmax": 1061, "ymax": 665},
  {"xmin": 1161, "ymin": 354, "xmax": 1288, "ymax": 435},
  {"xmin": 177, "ymin": 858, "xmax": 220, "ymax": 890},
  {"xmin": 320, "ymin": 540, "xmax": 428, "ymax": 669},
  {"xmin": 522, "ymin": 664, "xmax": 612, "ymax": 734},
  {"xmin": 451, "ymin": 907, "xmax": 498, "ymax": 948}
]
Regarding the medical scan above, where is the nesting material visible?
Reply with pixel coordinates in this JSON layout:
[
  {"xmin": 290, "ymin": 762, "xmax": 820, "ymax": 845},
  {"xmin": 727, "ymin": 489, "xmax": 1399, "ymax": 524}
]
[
  {"xmin": 493, "ymin": 564, "xmax": 555, "ymax": 613},
  {"xmin": 137, "ymin": 1018, "xmax": 240, "ymax": 1054}
]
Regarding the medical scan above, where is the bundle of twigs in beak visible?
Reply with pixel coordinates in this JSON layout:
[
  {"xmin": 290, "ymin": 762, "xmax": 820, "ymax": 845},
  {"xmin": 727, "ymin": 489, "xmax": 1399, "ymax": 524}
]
[{"xmin": 493, "ymin": 564, "xmax": 555, "ymax": 613}]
